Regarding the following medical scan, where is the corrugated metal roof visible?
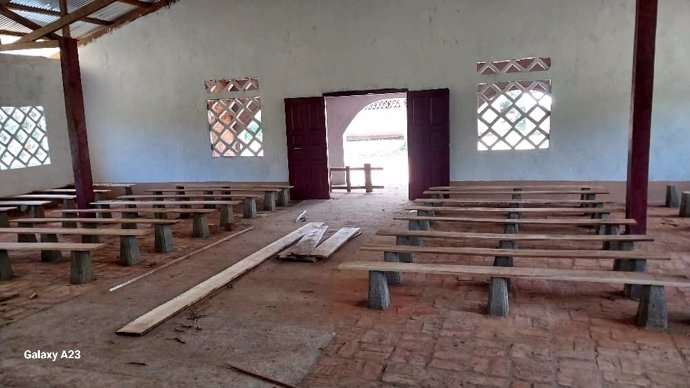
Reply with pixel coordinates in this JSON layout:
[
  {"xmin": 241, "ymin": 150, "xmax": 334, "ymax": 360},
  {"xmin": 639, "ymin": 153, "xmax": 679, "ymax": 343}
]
[{"xmin": 89, "ymin": 2, "xmax": 137, "ymax": 22}]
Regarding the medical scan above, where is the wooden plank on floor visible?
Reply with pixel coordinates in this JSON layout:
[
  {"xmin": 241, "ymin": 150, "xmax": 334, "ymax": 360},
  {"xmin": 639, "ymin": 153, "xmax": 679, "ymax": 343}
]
[
  {"xmin": 311, "ymin": 227, "xmax": 361, "ymax": 259},
  {"xmin": 337, "ymin": 261, "xmax": 690, "ymax": 287},
  {"xmin": 116, "ymin": 222, "xmax": 323, "ymax": 336},
  {"xmin": 278, "ymin": 225, "xmax": 328, "ymax": 260}
]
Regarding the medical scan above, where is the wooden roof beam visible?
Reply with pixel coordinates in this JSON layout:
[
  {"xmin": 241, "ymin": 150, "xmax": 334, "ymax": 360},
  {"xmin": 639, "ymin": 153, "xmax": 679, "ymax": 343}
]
[
  {"xmin": 0, "ymin": 5, "xmax": 60, "ymax": 40},
  {"xmin": 0, "ymin": 29, "xmax": 26, "ymax": 37},
  {"xmin": 79, "ymin": 0, "xmax": 175, "ymax": 46},
  {"xmin": 6, "ymin": 3, "xmax": 112, "ymax": 26},
  {"xmin": 117, "ymin": 0, "xmax": 153, "ymax": 7},
  {"xmin": 14, "ymin": 0, "xmax": 119, "ymax": 44},
  {"xmin": 0, "ymin": 40, "xmax": 59, "ymax": 51}
]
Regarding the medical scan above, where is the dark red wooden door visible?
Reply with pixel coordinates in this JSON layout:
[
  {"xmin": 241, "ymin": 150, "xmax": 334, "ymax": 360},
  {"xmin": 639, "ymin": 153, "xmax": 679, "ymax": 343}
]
[
  {"xmin": 407, "ymin": 89, "xmax": 450, "ymax": 200},
  {"xmin": 285, "ymin": 97, "xmax": 330, "ymax": 200}
]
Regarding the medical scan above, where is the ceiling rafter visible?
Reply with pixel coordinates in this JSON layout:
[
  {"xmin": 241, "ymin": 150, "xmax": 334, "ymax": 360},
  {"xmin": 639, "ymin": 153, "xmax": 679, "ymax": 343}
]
[
  {"xmin": 80, "ymin": 0, "xmax": 176, "ymax": 45},
  {"xmin": 117, "ymin": 0, "xmax": 153, "ymax": 8},
  {"xmin": 14, "ymin": 0, "xmax": 120, "ymax": 44},
  {"xmin": 0, "ymin": 5, "xmax": 60, "ymax": 40},
  {"xmin": 6, "ymin": 3, "xmax": 112, "ymax": 26},
  {"xmin": 0, "ymin": 40, "xmax": 58, "ymax": 51}
]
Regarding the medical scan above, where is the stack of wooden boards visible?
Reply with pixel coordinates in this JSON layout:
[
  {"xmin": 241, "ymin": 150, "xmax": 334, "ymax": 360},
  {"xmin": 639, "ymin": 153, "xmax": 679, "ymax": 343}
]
[
  {"xmin": 278, "ymin": 225, "xmax": 361, "ymax": 262},
  {"xmin": 339, "ymin": 184, "xmax": 690, "ymax": 329}
]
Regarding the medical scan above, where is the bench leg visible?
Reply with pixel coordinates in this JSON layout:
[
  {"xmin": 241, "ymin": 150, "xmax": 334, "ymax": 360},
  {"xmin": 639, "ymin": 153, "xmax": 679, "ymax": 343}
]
[
  {"xmin": 204, "ymin": 191, "xmax": 216, "ymax": 209},
  {"xmin": 61, "ymin": 199, "xmax": 77, "ymax": 228},
  {"xmin": 594, "ymin": 212, "xmax": 610, "ymax": 235},
  {"xmin": 277, "ymin": 189, "xmax": 289, "ymax": 206},
  {"xmin": 0, "ymin": 249, "xmax": 13, "ymax": 280},
  {"xmin": 665, "ymin": 185, "xmax": 679, "ymax": 208},
  {"xmin": 610, "ymin": 240, "xmax": 646, "ymax": 299},
  {"xmin": 192, "ymin": 214, "xmax": 210, "ymax": 238},
  {"xmin": 432, "ymin": 193, "xmax": 442, "ymax": 199},
  {"xmin": 29, "ymin": 205, "xmax": 44, "ymax": 218},
  {"xmin": 99, "ymin": 203, "xmax": 113, "ymax": 218},
  {"xmin": 70, "ymin": 251, "xmax": 94, "ymax": 284},
  {"xmin": 17, "ymin": 222, "xmax": 37, "ymax": 243},
  {"xmin": 124, "ymin": 187, "xmax": 134, "ymax": 196},
  {"xmin": 494, "ymin": 240, "xmax": 515, "ymax": 268},
  {"xmin": 243, "ymin": 198, "xmax": 257, "ymax": 219},
  {"xmin": 263, "ymin": 191, "xmax": 276, "ymax": 211},
  {"xmin": 636, "ymin": 285, "xmax": 668, "ymax": 329},
  {"xmin": 154, "ymin": 224, "xmax": 174, "ymax": 253},
  {"xmin": 81, "ymin": 223, "xmax": 101, "ymax": 243},
  {"xmin": 121, "ymin": 211, "xmax": 138, "ymax": 229},
  {"xmin": 383, "ymin": 251, "xmax": 403, "ymax": 285},
  {"xmin": 680, "ymin": 192, "xmax": 690, "ymax": 217},
  {"xmin": 40, "ymin": 234, "xmax": 63, "ymax": 262},
  {"xmin": 416, "ymin": 210, "xmax": 432, "ymax": 230},
  {"xmin": 368, "ymin": 270, "xmax": 391, "ymax": 310},
  {"xmin": 176, "ymin": 186, "xmax": 191, "ymax": 219},
  {"xmin": 119, "ymin": 236, "xmax": 141, "ymax": 266},
  {"xmin": 395, "ymin": 236, "xmax": 414, "ymax": 263},
  {"xmin": 0, "ymin": 212, "xmax": 8, "ymax": 228},
  {"xmin": 219, "ymin": 205, "xmax": 234, "ymax": 230},
  {"xmin": 487, "ymin": 277, "xmax": 509, "ymax": 317}
]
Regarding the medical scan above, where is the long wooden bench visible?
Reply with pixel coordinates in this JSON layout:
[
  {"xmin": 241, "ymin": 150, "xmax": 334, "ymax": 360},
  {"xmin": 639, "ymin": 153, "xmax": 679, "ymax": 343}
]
[
  {"xmin": 118, "ymin": 194, "xmax": 259, "ymax": 218},
  {"xmin": 0, "ymin": 227, "xmax": 149, "ymax": 265},
  {"xmin": 93, "ymin": 200, "xmax": 239, "ymax": 226},
  {"xmin": 377, "ymin": 229, "xmax": 653, "ymax": 243},
  {"xmin": 415, "ymin": 198, "xmax": 611, "ymax": 207},
  {"xmin": 147, "ymin": 187, "xmax": 283, "ymax": 211},
  {"xmin": 338, "ymin": 261, "xmax": 690, "ymax": 329},
  {"xmin": 0, "ymin": 242, "xmax": 106, "ymax": 284},
  {"xmin": 93, "ymin": 183, "xmax": 136, "ymax": 196},
  {"xmin": 406, "ymin": 205, "xmax": 621, "ymax": 216},
  {"xmin": 0, "ymin": 200, "xmax": 51, "ymax": 217},
  {"xmin": 423, "ymin": 189, "xmax": 608, "ymax": 200},
  {"xmin": 11, "ymin": 218, "xmax": 182, "ymax": 252},
  {"xmin": 178, "ymin": 184, "xmax": 293, "ymax": 206},
  {"xmin": 429, "ymin": 185, "xmax": 605, "ymax": 191}
]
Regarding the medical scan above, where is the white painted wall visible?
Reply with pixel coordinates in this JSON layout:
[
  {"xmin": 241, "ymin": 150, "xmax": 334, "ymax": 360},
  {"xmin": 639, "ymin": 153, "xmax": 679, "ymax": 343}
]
[
  {"xmin": 78, "ymin": 0, "xmax": 690, "ymax": 183},
  {"xmin": 0, "ymin": 54, "xmax": 72, "ymax": 196}
]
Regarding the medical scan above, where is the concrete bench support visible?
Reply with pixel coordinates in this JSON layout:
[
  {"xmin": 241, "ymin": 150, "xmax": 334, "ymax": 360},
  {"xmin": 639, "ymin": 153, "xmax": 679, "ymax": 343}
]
[
  {"xmin": 0, "ymin": 249, "xmax": 12, "ymax": 280},
  {"xmin": 243, "ymin": 198, "xmax": 257, "ymax": 219},
  {"xmin": 395, "ymin": 236, "xmax": 414, "ymax": 263},
  {"xmin": 0, "ymin": 212, "xmax": 8, "ymax": 228},
  {"xmin": 263, "ymin": 191, "xmax": 276, "ymax": 211},
  {"xmin": 154, "ymin": 224, "xmax": 174, "ymax": 253},
  {"xmin": 203, "ymin": 191, "xmax": 216, "ymax": 209},
  {"xmin": 277, "ymin": 189, "xmax": 290, "ymax": 206},
  {"xmin": 39, "ymin": 234, "xmax": 62, "ymax": 263},
  {"xmin": 119, "ymin": 236, "xmax": 141, "ymax": 266},
  {"xmin": 98, "ymin": 203, "xmax": 113, "ymax": 218},
  {"xmin": 192, "ymin": 214, "xmax": 210, "ymax": 238},
  {"xmin": 609, "ymin": 239, "xmax": 647, "ymax": 300},
  {"xmin": 81, "ymin": 224, "xmax": 101, "ymax": 243},
  {"xmin": 679, "ymin": 192, "xmax": 690, "ymax": 217},
  {"xmin": 487, "ymin": 277, "xmax": 509, "ymax": 317},
  {"xmin": 61, "ymin": 199, "xmax": 77, "ymax": 228},
  {"xmin": 70, "ymin": 251, "xmax": 94, "ymax": 284},
  {"xmin": 665, "ymin": 185, "xmax": 679, "ymax": 208},
  {"xmin": 383, "ymin": 251, "xmax": 403, "ymax": 285},
  {"xmin": 368, "ymin": 270, "xmax": 391, "ymax": 310},
  {"xmin": 175, "ymin": 186, "xmax": 191, "ymax": 219},
  {"xmin": 636, "ymin": 285, "xmax": 668, "ymax": 329},
  {"xmin": 17, "ymin": 222, "xmax": 37, "ymax": 243},
  {"xmin": 219, "ymin": 205, "xmax": 234, "ymax": 230}
]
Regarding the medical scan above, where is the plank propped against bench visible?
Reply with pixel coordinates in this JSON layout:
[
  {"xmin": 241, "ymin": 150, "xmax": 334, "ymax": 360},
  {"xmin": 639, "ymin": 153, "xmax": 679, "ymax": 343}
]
[
  {"xmin": 337, "ymin": 261, "xmax": 690, "ymax": 287},
  {"xmin": 116, "ymin": 222, "xmax": 324, "ymax": 336},
  {"xmin": 360, "ymin": 245, "xmax": 669, "ymax": 260}
]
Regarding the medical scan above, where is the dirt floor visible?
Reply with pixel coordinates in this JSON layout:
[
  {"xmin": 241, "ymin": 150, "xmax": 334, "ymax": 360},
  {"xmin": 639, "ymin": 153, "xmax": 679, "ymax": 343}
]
[{"xmin": 1, "ymin": 185, "xmax": 690, "ymax": 387}]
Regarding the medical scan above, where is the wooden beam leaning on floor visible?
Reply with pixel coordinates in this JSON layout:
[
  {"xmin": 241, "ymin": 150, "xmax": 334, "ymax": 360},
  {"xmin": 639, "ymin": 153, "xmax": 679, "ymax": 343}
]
[
  {"xmin": 118, "ymin": 194, "xmax": 259, "ymax": 219},
  {"xmin": 116, "ymin": 222, "xmax": 324, "ymax": 336},
  {"xmin": 0, "ymin": 227, "xmax": 148, "ymax": 266},
  {"xmin": 109, "ymin": 227, "xmax": 254, "ymax": 292},
  {"xmin": 53, "ymin": 208, "xmax": 216, "ymax": 238},
  {"xmin": 10, "ymin": 218, "xmax": 179, "ymax": 254},
  {"xmin": 0, "ymin": 242, "xmax": 105, "ymax": 284},
  {"xmin": 94, "ymin": 200, "xmax": 239, "ymax": 227},
  {"xmin": 338, "ymin": 261, "xmax": 689, "ymax": 329}
]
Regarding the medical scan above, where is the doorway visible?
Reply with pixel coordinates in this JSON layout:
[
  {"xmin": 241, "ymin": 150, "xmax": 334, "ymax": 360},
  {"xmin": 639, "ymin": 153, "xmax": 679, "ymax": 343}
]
[{"xmin": 284, "ymin": 88, "xmax": 450, "ymax": 200}]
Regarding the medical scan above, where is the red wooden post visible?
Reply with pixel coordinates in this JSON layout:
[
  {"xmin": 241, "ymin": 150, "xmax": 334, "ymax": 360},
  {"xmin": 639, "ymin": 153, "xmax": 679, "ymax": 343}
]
[
  {"xmin": 625, "ymin": 0, "xmax": 658, "ymax": 234},
  {"xmin": 59, "ymin": 37, "xmax": 95, "ymax": 210}
]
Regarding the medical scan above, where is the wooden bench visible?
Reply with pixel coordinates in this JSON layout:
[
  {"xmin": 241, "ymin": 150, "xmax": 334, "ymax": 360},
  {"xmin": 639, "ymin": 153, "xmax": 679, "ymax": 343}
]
[
  {"xmin": 415, "ymin": 198, "xmax": 611, "ymax": 207},
  {"xmin": 119, "ymin": 194, "xmax": 259, "ymax": 218},
  {"xmin": 0, "ymin": 207, "xmax": 17, "ymax": 227},
  {"xmin": 338, "ymin": 261, "xmax": 690, "ymax": 329},
  {"xmin": 41, "ymin": 188, "xmax": 111, "ymax": 201},
  {"xmin": 93, "ymin": 183, "xmax": 136, "ymax": 196},
  {"xmin": 0, "ymin": 227, "xmax": 149, "ymax": 265},
  {"xmin": 429, "ymin": 185, "xmax": 605, "ymax": 191},
  {"xmin": 0, "ymin": 200, "xmax": 51, "ymax": 217},
  {"xmin": 423, "ymin": 189, "xmax": 608, "ymax": 199},
  {"xmin": 0, "ymin": 242, "xmax": 106, "ymax": 284},
  {"xmin": 54, "ymin": 207, "xmax": 215, "ymax": 233},
  {"xmin": 406, "ymin": 205, "xmax": 621, "ymax": 216},
  {"xmin": 11, "ymin": 218, "xmax": 181, "ymax": 252},
  {"xmin": 147, "ymin": 187, "xmax": 283, "ymax": 211},
  {"xmin": 93, "ymin": 200, "xmax": 239, "ymax": 226},
  {"xmin": 178, "ymin": 184, "xmax": 293, "ymax": 207}
]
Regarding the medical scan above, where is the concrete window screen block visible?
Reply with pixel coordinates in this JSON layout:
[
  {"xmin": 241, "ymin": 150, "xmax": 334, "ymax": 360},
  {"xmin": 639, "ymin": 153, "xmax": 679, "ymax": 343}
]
[
  {"xmin": 477, "ymin": 80, "xmax": 552, "ymax": 151},
  {"xmin": 0, "ymin": 106, "xmax": 51, "ymax": 170},
  {"xmin": 204, "ymin": 77, "xmax": 259, "ymax": 93},
  {"xmin": 477, "ymin": 56, "xmax": 551, "ymax": 75},
  {"xmin": 206, "ymin": 97, "xmax": 263, "ymax": 157}
]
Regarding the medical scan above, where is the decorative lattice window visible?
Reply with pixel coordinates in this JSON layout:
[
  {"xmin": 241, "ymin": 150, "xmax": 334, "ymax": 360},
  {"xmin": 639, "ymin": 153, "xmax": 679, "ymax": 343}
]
[
  {"xmin": 477, "ymin": 57, "xmax": 551, "ymax": 75},
  {"xmin": 364, "ymin": 98, "xmax": 407, "ymax": 110},
  {"xmin": 0, "ymin": 106, "xmax": 51, "ymax": 170},
  {"xmin": 207, "ymin": 97, "xmax": 263, "ymax": 157},
  {"xmin": 477, "ymin": 80, "xmax": 552, "ymax": 151},
  {"xmin": 205, "ymin": 77, "xmax": 259, "ymax": 93}
]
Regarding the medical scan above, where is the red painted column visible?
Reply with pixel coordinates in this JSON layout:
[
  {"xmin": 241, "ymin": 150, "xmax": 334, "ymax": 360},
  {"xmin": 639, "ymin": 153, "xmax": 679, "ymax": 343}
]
[
  {"xmin": 59, "ymin": 37, "xmax": 95, "ymax": 210},
  {"xmin": 625, "ymin": 0, "xmax": 658, "ymax": 234}
]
